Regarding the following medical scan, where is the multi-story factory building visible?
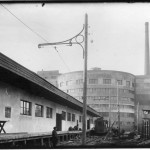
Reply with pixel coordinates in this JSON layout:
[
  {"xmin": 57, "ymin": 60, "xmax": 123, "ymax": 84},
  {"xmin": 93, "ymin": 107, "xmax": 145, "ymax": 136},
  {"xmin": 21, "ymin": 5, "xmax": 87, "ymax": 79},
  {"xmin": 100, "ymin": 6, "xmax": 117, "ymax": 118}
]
[
  {"xmin": 38, "ymin": 68, "xmax": 135, "ymax": 131},
  {"xmin": 56, "ymin": 68, "xmax": 135, "ymax": 131},
  {"xmin": 135, "ymin": 75, "xmax": 150, "ymax": 133}
]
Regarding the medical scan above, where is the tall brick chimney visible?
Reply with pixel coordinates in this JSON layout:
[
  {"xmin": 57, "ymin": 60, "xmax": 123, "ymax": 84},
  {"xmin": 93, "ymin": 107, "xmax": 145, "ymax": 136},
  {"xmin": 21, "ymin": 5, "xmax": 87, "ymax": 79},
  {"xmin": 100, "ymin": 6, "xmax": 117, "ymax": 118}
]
[{"xmin": 145, "ymin": 22, "xmax": 150, "ymax": 75}]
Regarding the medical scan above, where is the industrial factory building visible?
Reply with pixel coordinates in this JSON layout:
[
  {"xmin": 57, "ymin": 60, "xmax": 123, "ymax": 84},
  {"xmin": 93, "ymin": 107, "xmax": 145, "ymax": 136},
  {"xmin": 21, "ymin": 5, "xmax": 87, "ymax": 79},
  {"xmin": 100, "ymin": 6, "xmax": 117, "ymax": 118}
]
[
  {"xmin": 39, "ymin": 69, "xmax": 134, "ymax": 131},
  {"xmin": 37, "ymin": 22, "xmax": 150, "ymax": 133},
  {"xmin": 0, "ymin": 52, "xmax": 100, "ymax": 134},
  {"xmin": 135, "ymin": 75, "xmax": 150, "ymax": 134},
  {"xmin": 56, "ymin": 69, "xmax": 135, "ymax": 131}
]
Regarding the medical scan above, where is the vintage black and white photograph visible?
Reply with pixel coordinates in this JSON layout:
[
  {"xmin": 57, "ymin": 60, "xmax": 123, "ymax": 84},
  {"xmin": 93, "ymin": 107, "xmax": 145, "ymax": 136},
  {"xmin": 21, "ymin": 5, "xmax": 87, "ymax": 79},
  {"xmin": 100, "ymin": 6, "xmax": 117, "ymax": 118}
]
[{"xmin": 0, "ymin": 2, "xmax": 150, "ymax": 148}]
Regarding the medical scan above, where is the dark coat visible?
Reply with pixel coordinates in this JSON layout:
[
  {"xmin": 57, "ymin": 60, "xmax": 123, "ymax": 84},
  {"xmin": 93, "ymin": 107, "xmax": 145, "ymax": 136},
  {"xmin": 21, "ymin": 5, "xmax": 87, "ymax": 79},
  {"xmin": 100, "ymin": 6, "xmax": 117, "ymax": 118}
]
[{"xmin": 52, "ymin": 129, "xmax": 58, "ymax": 144}]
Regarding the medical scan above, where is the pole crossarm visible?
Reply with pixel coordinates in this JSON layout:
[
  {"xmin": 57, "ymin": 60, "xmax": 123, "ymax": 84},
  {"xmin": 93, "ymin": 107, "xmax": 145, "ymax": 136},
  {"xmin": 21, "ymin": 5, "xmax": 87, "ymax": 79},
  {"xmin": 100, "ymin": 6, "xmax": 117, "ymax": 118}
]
[{"xmin": 38, "ymin": 25, "xmax": 85, "ymax": 57}]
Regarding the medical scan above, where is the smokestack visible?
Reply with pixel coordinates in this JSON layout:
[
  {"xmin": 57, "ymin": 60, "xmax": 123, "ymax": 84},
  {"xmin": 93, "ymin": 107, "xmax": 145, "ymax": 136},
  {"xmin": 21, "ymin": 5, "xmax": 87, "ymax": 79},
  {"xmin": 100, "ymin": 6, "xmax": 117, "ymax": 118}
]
[{"xmin": 145, "ymin": 22, "xmax": 150, "ymax": 75}]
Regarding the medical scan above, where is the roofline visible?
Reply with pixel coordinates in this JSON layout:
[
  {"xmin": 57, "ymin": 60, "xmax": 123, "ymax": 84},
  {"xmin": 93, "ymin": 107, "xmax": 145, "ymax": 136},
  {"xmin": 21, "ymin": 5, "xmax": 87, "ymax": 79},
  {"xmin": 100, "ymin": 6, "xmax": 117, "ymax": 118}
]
[
  {"xmin": 61, "ymin": 69, "xmax": 135, "ymax": 77},
  {"xmin": 0, "ymin": 52, "xmax": 100, "ymax": 117}
]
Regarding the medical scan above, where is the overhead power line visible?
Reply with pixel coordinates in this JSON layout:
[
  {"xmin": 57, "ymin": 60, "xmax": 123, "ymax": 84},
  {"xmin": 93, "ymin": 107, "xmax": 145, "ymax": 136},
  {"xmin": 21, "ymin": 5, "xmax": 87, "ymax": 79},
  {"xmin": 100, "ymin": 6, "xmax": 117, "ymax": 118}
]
[
  {"xmin": 54, "ymin": 47, "xmax": 71, "ymax": 72},
  {"xmin": 0, "ymin": 4, "xmax": 71, "ymax": 72},
  {"xmin": 1, "ymin": 4, "xmax": 48, "ymax": 43}
]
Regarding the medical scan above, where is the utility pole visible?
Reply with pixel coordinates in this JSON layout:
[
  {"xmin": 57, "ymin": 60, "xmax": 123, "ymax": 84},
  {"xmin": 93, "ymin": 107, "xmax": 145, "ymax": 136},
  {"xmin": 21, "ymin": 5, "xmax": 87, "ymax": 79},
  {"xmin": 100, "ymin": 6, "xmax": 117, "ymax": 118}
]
[
  {"xmin": 117, "ymin": 82, "xmax": 120, "ymax": 140},
  {"xmin": 82, "ymin": 13, "xmax": 88, "ymax": 145},
  {"xmin": 137, "ymin": 102, "xmax": 139, "ymax": 133},
  {"xmin": 38, "ymin": 14, "xmax": 88, "ymax": 145},
  {"xmin": 109, "ymin": 89, "xmax": 111, "ymax": 129}
]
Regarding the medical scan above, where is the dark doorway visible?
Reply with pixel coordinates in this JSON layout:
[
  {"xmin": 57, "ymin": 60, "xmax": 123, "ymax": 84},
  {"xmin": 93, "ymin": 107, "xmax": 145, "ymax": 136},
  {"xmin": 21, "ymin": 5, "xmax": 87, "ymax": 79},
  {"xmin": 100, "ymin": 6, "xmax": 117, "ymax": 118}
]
[
  {"xmin": 87, "ymin": 119, "xmax": 90, "ymax": 130},
  {"xmin": 142, "ymin": 118, "xmax": 150, "ymax": 139},
  {"xmin": 56, "ymin": 113, "xmax": 62, "ymax": 131},
  {"xmin": 77, "ymin": 120, "xmax": 79, "ymax": 130}
]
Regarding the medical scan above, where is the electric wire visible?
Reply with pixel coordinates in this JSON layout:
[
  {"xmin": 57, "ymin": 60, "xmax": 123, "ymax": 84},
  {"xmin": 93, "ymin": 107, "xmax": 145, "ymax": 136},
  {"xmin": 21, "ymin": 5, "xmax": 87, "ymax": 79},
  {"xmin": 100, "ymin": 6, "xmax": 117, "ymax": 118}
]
[
  {"xmin": 0, "ymin": 4, "xmax": 71, "ymax": 72},
  {"xmin": 1, "ymin": 4, "xmax": 49, "ymax": 43},
  {"xmin": 54, "ymin": 47, "xmax": 71, "ymax": 72}
]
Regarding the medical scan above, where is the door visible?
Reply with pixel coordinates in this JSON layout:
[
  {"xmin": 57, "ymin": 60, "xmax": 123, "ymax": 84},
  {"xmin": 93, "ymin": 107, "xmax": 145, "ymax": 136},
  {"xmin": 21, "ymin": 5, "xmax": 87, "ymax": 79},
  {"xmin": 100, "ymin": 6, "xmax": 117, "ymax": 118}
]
[
  {"xmin": 87, "ymin": 119, "xmax": 90, "ymax": 130},
  {"xmin": 56, "ymin": 113, "xmax": 62, "ymax": 131},
  {"xmin": 142, "ymin": 119, "xmax": 150, "ymax": 139}
]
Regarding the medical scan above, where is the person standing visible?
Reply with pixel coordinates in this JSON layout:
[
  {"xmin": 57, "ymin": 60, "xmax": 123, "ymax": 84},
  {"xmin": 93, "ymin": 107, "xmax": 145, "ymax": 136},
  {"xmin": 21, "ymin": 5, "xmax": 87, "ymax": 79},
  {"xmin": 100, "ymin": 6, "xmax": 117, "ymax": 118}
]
[{"xmin": 52, "ymin": 127, "xmax": 58, "ymax": 148}]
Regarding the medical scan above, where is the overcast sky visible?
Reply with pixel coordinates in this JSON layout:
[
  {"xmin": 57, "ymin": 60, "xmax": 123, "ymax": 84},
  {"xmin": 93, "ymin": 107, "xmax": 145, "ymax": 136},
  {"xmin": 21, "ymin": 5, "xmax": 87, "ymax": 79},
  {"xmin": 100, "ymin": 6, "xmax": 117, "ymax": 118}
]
[{"xmin": 0, "ymin": 3, "xmax": 150, "ymax": 75}]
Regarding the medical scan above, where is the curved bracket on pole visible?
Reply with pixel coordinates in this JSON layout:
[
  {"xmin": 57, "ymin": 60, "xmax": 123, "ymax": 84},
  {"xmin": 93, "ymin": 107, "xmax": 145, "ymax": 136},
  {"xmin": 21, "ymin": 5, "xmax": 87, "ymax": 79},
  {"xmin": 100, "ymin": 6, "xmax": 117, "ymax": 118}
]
[{"xmin": 38, "ymin": 25, "xmax": 85, "ymax": 58}]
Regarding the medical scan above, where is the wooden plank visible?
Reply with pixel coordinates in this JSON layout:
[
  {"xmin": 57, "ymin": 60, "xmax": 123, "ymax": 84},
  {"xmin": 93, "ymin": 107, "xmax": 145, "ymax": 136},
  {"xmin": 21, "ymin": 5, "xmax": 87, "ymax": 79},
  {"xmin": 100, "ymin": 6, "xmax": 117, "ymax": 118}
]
[{"xmin": 0, "ymin": 130, "xmax": 83, "ymax": 143}]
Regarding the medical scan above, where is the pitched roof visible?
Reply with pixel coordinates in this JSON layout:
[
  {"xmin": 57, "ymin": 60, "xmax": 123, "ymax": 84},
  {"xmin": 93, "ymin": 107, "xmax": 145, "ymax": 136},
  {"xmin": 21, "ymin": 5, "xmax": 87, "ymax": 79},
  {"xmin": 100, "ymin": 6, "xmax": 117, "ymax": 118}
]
[{"xmin": 0, "ymin": 52, "xmax": 100, "ymax": 117}]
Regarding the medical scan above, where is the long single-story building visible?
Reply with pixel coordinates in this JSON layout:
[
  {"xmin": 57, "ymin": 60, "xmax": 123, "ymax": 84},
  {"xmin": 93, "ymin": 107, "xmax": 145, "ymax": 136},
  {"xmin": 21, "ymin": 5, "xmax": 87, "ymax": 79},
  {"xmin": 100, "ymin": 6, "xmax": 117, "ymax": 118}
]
[{"xmin": 0, "ymin": 52, "xmax": 100, "ymax": 133}]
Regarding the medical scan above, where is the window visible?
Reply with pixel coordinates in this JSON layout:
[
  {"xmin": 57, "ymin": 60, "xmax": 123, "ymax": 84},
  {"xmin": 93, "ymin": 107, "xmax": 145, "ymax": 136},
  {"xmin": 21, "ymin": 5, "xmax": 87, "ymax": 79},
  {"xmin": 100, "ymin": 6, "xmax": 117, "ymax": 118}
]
[
  {"xmin": 98, "ymin": 96, "xmax": 109, "ymax": 100},
  {"xmin": 77, "ymin": 88, "xmax": 83, "ymax": 92},
  {"xmin": 117, "ymin": 80, "xmax": 122, "ymax": 85},
  {"xmin": 76, "ymin": 79, "xmax": 83, "ymax": 84},
  {"xmin": 126, "ymin": 113, "xmax": 134, "ymax": 118},
  {"xmin": 66, "ymin": 80, "xmax": 73, "ymax": 86},
  {"xmin": 46, "ymin": 107, "xmax": 53, "ymax": 118},
  {"xmin": 120, "ymin": 113, "xmax": 124, "ymax": 117},
  {"xmin": 5, "ymin": 107, "xmax": 11, "ymax": 118},
  {"xmin": 132, "ymin": 82, "xmax": 135, "ymax": 87},
  {"xmin": 20, "ymin": 100, "xmax": 31, "ymax": 116},
  {"xmin": 129, "ymin": 90, "xmax": 134, "ymax": 94},
  {"xmin": 67, "ymin": 112, "xmax": 71, "ymax": 121},
  {"xmin": 60, "ymin": 82, "xmax": 64, "ymax": 87},
  {"xmin": 88, "ymin": 88, "xmax": 97, "ymax": 92},
  {"xmin": 126, "ymin": 81, "xmax": 130, "ymax": 87},
  {"xmin": 72, "ymin": 114, "xmax": 75, "ymax": 122},
  {"xmin": 79, "ymin": 115, "xmax": 82, "ymax": 122},
  {"xmin": 35, "ymin": 104, "xmax": 43, "ymax": 117},
  {"xmin": 104, "ymin": 88, "xmax": 110, "ymax": 94},
  {"xmin": 110, "ymin": 88, "xmax": 117, "ymax": 94},
  {"xmin": 89, "ymin": 79, "xmax": 98, "ymax": 84},
  {"xmin": 62, "ymin": 111, "xmax": 66, "ymax": 120},
  {"xmin": 103, "ymin": 79, "xmax": 111, "ymax": 84},
  {"xmin": 110, "ymin": 96, "xmax": 117, "ymax": 101}
]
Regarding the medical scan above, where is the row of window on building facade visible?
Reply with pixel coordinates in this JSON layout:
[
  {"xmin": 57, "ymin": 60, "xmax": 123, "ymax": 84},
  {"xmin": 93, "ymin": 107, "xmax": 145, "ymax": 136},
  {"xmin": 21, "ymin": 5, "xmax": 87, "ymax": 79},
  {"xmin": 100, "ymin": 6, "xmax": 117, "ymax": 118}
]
[
  {"xmin": 5, "ymin": 100, "xmax": 82, "ymax": 123},
  {"xmin": 75, "ymin": 96, "xmax": 134, "ymax": 103},
  {"xmin": 89, "ymin": 104, "xmax": 134, "ymax": 110},
  {"xmin": 60, "ymin": 79, "xmax": 134, "ymax": 87},
  {"xmin": 61, "ymin": 111, "xmax": 82, "ymax": 122},
  {"xmin": 20, "ymin": 100, "xmax": 53, "ymax": 118},
  {"xmin": 65, "ymin": 88, "xmax": 134, "ymax": 94},
  {"xmin": 89, "ymin": 96, "xmax": 134, "ymax": 102},
  {"xmin": 99, "ymin": 112, "xmax": 134, "ymax": 118}
]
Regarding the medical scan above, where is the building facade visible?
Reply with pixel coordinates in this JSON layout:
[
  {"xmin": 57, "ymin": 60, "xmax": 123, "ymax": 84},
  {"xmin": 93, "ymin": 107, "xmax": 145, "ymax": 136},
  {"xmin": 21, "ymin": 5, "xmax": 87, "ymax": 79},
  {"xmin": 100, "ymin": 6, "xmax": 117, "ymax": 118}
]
[
  {"xmin": 135, "ymin": 75, "xmax": 150, "ymax": 133},
  {"xmin": 0, "ymin": 53, "xmax": 99, "ymax": 133},
  {"xmin": 37, "ymin": 70, "xmax": 60, "ymax": 87},
  {"xmin": 37, "ymin": 69, "xmax": 150, "ymax": 133},
  {"xmin": 55, "ymin": 68, "xmax": 135, "ymax": 131}
]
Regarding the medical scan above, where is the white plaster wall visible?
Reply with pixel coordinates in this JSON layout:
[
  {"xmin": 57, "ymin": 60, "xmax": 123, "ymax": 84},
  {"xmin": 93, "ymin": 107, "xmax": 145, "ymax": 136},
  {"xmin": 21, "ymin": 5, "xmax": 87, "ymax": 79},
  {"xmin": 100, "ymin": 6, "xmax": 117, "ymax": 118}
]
[{"xmin": 0, "ymin": 81, "xmax": 94, "ymax": 133}]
